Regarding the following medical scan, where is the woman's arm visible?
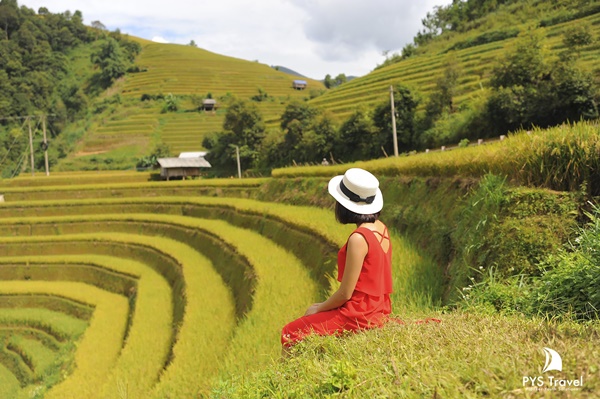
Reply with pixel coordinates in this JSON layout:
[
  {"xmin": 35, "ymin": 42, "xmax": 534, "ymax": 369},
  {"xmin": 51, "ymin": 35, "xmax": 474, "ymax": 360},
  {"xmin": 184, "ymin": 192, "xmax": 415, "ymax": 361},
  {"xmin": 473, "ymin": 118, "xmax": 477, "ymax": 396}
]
[{"xmin": 305, "ymin": 232, "xmax": 368, "ymax": 315}]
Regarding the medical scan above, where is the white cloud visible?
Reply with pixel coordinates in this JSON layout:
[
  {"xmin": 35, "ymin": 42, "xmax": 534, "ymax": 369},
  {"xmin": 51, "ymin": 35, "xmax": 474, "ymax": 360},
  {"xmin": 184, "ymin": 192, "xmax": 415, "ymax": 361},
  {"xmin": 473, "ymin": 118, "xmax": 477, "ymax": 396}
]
[{"xmin": 18, "ymin": 0, "xmax": 452, "ymax": 79}]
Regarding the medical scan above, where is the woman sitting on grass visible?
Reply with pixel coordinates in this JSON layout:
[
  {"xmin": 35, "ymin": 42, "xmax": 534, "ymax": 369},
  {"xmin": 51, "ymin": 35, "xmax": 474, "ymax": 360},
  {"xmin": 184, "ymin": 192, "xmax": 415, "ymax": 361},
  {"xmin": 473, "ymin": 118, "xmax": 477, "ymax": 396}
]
[{"xmin": 282, "ymin": 168, "xmax": 393, "ymax": 348}]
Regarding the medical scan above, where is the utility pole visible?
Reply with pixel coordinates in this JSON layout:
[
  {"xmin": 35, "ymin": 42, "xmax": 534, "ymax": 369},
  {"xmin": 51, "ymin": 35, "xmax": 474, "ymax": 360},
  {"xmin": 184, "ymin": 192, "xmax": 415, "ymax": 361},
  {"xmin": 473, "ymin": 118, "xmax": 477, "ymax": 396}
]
[
  {"xmin": 42, "ymin": 115, "xmax": 49, "ymax": 176},
  {"xmin": 390, "ymin": 85, "xmax": 399, "ymax": 157},
  {"xmin": 28, "ymin": 117, "xmax": 35, "ymax": 176},
  {"xmin": 235, "ymin": 145, "xmax": 242, "ymax": 179}
]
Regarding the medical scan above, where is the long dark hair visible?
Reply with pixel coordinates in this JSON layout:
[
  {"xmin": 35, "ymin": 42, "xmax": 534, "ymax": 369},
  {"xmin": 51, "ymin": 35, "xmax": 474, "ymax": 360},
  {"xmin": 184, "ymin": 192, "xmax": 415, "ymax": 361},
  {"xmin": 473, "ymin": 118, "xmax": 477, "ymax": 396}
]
[{"xmin": 335, "ymin": 202, "xmax": 380, "ymax": 225}]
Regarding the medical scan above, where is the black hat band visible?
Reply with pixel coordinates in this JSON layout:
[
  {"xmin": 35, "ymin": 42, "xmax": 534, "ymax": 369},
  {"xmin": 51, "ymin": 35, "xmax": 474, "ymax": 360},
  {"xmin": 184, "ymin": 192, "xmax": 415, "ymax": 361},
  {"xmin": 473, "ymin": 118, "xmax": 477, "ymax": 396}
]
[{"xmin": 340, "ymin": 180, "xmax": 375, "ymax": 204}]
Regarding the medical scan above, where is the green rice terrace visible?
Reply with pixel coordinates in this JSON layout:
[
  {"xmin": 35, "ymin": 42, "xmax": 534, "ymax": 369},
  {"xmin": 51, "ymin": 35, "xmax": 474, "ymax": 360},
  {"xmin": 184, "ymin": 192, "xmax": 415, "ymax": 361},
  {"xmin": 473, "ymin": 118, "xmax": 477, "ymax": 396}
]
[
  {"xmin": 62, "ymin": 42, "xmax": 325, "ymax": 168},
  {"xmin": 1, "ymin": 0, "xmax": 600, "ymax": 397},
  {"xmin": 0, "ymin": 121, "xmax": 599, "ymax": 398},
  {"xmin": 48, "ymin": 0, "xmax": 600, "ymax": 174},
  {"xmin": 309, "ymin": 1, "xmax": 600, "ymax": 120}
]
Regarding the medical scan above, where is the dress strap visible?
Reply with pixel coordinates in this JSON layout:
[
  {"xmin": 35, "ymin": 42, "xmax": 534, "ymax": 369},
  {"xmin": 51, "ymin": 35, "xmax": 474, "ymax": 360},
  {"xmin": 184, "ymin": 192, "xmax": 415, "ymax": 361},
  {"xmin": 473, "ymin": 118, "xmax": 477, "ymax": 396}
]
[{"xmin": 371, "ymin": 226, "xmax": 389, "ymax": 243}]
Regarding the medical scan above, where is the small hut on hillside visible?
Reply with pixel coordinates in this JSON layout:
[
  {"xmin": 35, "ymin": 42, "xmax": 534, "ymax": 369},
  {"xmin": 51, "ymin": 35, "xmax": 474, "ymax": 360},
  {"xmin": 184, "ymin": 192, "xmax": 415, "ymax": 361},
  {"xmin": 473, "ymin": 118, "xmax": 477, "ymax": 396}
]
[
  {"xmin": 202, "ymin": 99, "xmax": 217, "ymax": 111},
  {"xmin": 158, "ymin": 153, "xmax": 211, "ymax": 180},
  {"xmin": 292, "ymin": 80, "xmax": 307, "ymax": 90}
]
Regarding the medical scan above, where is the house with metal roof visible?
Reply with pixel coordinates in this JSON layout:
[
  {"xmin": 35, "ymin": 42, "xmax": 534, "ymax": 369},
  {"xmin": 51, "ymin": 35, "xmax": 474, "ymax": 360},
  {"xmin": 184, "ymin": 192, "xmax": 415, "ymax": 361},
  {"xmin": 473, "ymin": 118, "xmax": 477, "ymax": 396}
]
[
  {"xmin": 292, "ymin": 80, "xmax": 307, "ymax": 90},
  {"xmin": 178, "ymin": 151, "xmax": 207, "ymax": 158},
  {"xmin": 157, "ymin": 156, "xmax": 211, "ymax": 180}
]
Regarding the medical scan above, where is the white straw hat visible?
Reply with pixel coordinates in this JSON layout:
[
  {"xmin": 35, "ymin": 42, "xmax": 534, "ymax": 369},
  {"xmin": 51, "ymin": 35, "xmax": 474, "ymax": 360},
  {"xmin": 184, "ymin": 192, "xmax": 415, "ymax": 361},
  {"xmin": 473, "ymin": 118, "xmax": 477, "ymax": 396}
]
[{"xmin": 328, "ymin": 168, "xmax": 383, "ymax": 215}]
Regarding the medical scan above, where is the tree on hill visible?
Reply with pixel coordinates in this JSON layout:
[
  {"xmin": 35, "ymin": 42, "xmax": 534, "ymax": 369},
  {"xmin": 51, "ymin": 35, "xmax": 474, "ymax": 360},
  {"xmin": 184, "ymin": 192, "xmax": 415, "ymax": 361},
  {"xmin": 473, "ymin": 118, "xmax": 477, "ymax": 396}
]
[
  {"xmin": 268, "ymin": 101, "xmax": 337, "ymax": 166},
  {"xmin": 421, "ymin": 56, "xmax": 461, "ymax": 132},
  {"xmin": 487, "ymin": 28, "xmax": 598, "ymax": 133},
  {"xmin": 562, "ymin": 22, "xmax": 595, "ymax": 58},
  {"xmin": 203, "ymin": 99, "xmax": 266, "ymax": 174},
  {"xmin": 323, "ymin": 73, "xmax": 347, "ymax": 89},
  {"xmin": 91, "ymin": 37, "xmax": 128, "ymax": 85},
  {"xmin": 336, "ymin": 109, "xmax": 377, "ymax": 162},
  {"xmin": 372, "ymin": 84, "xmax": 420, "ymax": 155},
  {"xmin": 0, "ymin": 2, "xmax": 136, "ymax": 177},
  {"xmin": 0, "ymin": 0, "xmax": 19, "ymax": 39}
]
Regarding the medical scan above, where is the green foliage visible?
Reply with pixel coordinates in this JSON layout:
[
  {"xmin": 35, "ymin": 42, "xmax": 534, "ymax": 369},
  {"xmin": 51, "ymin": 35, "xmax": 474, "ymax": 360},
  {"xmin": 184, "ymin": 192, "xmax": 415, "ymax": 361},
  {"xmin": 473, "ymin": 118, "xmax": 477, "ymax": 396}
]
[
  {"xmin": 203, "ymin": 98, "xmax": 265, "ymax": 174},
  {"xmin": 421, "ymin": 56, "xmax": 461, "ymax": 132},
  {"xmin": 462, "ymin": 203, "xmax": 600, "ymax": 321},
  {"xmin": 323, "ymin": 73, "xmax": 347, "ymax": 89},
  {"xmin": 161, "ymin": 93, "xmax": 179, "ymax": 113},
  {"xmin": 446, "ymin": 28, "xmax": 520, "ymax": 51},
  {"xmin": 372, "ymin": 84, "xmax": 420, "ymax": 154},
  {"xmin": 337, "ymin": 108, "xmax": 377, "ymax": 162},
  {"xmin": 530, "ymin": 204, "xmax": 600, "ymax": 320},
  {"xmin": 135, "ymin": 141, "xmax": 171, "ymax": 169},
  {"xmin": 487, "ymin": 28, "xmax": 598, "ymax": 133},
  {"xmin": 250, "ymin": 87, "xmax": 271, "ymax": 102},
  {"xmin": 563, "ymin": 22, "xmax": 595, "ymax": 50},
  {"xmin": 90, "ymin": 37, "xmax": 127, "ymax": 85},
  {"xmin": 259, "ymin": 102, "xmax": 338, "ymax": 168}
]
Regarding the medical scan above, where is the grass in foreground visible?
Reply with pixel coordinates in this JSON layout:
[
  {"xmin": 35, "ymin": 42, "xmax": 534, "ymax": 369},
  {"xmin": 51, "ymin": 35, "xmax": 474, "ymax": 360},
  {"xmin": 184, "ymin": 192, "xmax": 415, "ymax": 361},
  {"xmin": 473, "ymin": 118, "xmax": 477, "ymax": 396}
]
[{"xmin": 211, "ymin": 311, "xmax": 599, "ymax": 399}]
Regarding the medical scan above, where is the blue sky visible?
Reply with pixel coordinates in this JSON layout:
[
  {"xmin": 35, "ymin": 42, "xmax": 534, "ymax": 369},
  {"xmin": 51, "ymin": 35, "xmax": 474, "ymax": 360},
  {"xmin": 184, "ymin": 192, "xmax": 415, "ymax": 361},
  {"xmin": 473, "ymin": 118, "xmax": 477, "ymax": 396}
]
[{"xmin": 18, "ymin": 0, "xmax": 452, "ymax": 79}]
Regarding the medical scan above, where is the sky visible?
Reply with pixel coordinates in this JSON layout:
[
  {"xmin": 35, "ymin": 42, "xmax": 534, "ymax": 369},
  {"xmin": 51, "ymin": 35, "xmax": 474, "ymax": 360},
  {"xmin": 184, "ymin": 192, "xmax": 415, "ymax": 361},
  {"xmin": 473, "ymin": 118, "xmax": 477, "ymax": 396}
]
[{"xmin": 18, "ymin": 0, "xmax": 452, "ymax": 80}]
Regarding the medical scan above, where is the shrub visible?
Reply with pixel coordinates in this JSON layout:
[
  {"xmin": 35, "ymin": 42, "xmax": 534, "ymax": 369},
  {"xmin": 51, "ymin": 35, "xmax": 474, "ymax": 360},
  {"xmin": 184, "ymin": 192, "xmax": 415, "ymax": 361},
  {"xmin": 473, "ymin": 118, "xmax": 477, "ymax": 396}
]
[{"xmin": 530, "ymin": 204, "xmax": 600, "ymax": 320}]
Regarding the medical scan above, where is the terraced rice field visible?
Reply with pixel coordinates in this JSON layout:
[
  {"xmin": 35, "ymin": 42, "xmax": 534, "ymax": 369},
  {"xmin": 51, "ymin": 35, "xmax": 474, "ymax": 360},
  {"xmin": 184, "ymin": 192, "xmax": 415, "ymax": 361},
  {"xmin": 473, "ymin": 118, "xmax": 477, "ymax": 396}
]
[
  {"xmin": 78, "ymin": 43, "xmax": 326, "ymax": 157},
  {"xmin": 0, "ymin": 172, "xmax": 442, "ymax": 397},
  {"xmin": 310, "ymin": 12, "xmax": 600, "ymax": 120}
]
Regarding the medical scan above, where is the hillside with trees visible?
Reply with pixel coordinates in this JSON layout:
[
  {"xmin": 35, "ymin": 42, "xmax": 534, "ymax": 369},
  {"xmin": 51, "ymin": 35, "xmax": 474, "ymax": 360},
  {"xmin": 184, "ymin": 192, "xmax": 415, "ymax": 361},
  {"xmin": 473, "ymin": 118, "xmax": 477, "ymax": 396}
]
[
  {"xmin": 301, "ymin": 0, "xmax": 599, "ymax": 168},
  {"xmin": 201, "ymin": 0, "xmax": 600, "ymax": 176},
  {"xmin": 0, "ymin": 0, "xmax": 144, "ymax": 177},
  {"xmin": 1, "ymin": 0, "xmax": 599, "ymax": 177}
]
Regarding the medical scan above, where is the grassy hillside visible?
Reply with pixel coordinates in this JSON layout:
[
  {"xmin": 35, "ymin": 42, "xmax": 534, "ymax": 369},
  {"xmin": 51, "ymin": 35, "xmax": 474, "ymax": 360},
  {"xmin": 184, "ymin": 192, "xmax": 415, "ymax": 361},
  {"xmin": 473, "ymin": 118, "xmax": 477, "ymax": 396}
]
[
  {"xmin": 57, "ymin": 43, "xmax": 325, "ymax": 170},
  {"xmin": 309, "ymin": 2, "xmax": 600, "ymax": 121},
  {"xmin": 50, "ymin": 0, "xmax": 600, "ymax": 173}
]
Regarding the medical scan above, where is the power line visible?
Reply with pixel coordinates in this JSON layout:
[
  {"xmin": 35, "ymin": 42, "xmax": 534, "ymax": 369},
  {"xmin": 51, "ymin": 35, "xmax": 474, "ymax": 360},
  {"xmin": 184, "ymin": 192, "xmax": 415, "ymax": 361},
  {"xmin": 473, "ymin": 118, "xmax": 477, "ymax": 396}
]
[{"xmin": 0, "ymin": 114, "xmax": 56, "ymax": 122}]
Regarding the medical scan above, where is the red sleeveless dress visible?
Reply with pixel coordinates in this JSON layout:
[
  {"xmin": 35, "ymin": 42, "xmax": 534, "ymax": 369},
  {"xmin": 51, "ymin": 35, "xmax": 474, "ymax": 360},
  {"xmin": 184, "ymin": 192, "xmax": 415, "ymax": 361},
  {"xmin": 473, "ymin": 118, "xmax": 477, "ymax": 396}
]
[{"xmin": 281, "ymin": 226, "xmax": 393, "ymax": 347}]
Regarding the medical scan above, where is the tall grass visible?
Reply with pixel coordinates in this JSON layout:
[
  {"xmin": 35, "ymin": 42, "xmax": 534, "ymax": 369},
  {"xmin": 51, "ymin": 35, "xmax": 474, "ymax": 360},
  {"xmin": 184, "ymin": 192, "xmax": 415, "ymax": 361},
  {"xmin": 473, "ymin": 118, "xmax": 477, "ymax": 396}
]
[
  {"xmin": 212, "ymin": 311, "xmax": 600, "ymax": 398},
  {"xmin": 273, "ymin": 121, "xmax": 600, "ymax": 195}
]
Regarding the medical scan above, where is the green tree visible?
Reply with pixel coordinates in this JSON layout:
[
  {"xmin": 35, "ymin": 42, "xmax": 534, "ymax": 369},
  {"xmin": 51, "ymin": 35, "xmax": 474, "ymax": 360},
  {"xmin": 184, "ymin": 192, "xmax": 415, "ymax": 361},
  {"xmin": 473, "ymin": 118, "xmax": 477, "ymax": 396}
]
[
  {"xmin": 323, "ymin": 74, "xmax": 333, "ymax": 89},
  {"xmin": 0, "ymin": 0, "xmax": 19, "ymax": 40},
  {"xmin": 323, "ymin": 73, "xmax": 347, "ymax": 89},
  {"xmin": 421, "ymin": 56, "xmax": 460, "ymax": 131},
  {"xmin": 487, "ymin": 28, "xmax": 598, "ymax": 133},
  {"xmin": 373, "ymin": 84, "xmax": 420, "ymax": 154},
  {"xmin": 162, "ymin": 93, "xmax": 179, "ymax": 113},
  {"xmin": 203, "ymin": 99, "xmax": 265, "ymax": 174},
  {"xmin": 562, "ymin": 22, "xmax": 594, "ymax": 59},
  {"xmin": 277, "ymin": 101, "xmax": 321, "ymax": 165},
  {"xmin": 91, "ymin": 37, "xmax": 127, "ymax": 84},
  {"xmin": 337, "ymin": 109, "xmax": 377, "ymax": 162},
  {"xmin": 490, "ymin": 29, "xmax": 547, "ymax": 89}
]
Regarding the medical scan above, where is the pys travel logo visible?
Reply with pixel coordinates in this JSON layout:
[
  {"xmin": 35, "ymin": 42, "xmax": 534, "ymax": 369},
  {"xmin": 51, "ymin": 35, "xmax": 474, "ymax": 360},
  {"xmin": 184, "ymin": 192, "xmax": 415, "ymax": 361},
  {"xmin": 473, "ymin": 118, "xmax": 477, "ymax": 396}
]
[{"xmin": 522, "ymin": 347, "xmax": 584, "ymax": 392}]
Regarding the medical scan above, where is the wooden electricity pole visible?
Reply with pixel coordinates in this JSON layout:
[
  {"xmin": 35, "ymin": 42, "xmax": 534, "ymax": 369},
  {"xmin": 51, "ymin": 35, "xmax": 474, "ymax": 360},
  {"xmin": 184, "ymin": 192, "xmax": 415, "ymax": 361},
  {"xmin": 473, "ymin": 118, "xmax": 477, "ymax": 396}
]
[
  {"xmin": 390, "ymin": 86, "xmax": 399, "ymax": 157},
  {"xmin": 235, "ymin": 145, "xmax": 242, "ymax": 179},
  {"xmin": 28, "ymin": 117, "xmax": 35, "ymax": 176},
  {"xmin": 42, "ymin": 115, "xmax": 49, "ymax": 176}
]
